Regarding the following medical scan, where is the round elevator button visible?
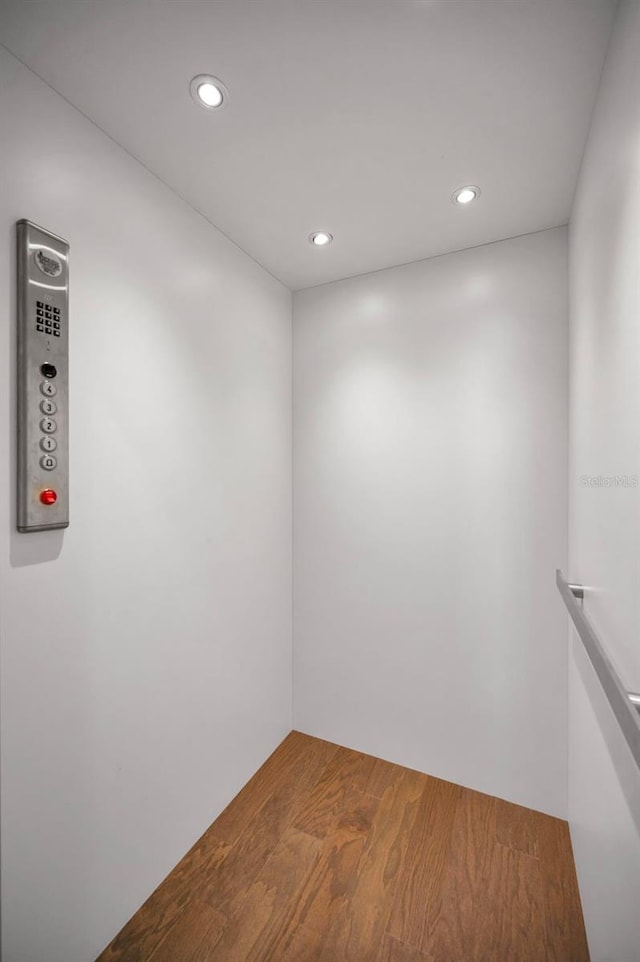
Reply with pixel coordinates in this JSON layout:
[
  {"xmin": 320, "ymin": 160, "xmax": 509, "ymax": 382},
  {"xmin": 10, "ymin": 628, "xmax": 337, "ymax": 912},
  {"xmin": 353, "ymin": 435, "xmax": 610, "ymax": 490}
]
[
  {"xmin": 40, "ymin": 417, "xmax": 57, "ymax": 434},
  {"xmin": 40, "ymin": 489, "xmax": 58, "ymax": 505},
  {"xmin": 41, "ymin": 362, "xmax": 57, "ymax": 379}
]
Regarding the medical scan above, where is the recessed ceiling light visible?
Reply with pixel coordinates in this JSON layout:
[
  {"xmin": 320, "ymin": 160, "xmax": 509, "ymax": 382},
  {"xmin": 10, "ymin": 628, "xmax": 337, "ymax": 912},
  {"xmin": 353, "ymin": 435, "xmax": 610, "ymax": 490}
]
[
  {"xmin": 190, "ymin": 74, "xmax": 229, "ymax": 110},
  {"xmin": 452, "ymin": 186, "xmax": 481, "ymax": 205},
  {"xmin": 309, "ymin": 231, "xmax": 333, "ymax": 247}
]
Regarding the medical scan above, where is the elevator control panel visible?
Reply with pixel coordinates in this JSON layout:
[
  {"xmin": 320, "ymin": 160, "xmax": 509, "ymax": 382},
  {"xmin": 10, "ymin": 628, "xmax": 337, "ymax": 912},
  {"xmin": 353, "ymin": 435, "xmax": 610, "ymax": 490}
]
[{"xmin": 17, "ymin": 220, "xmax": 70, "ymax": 531}]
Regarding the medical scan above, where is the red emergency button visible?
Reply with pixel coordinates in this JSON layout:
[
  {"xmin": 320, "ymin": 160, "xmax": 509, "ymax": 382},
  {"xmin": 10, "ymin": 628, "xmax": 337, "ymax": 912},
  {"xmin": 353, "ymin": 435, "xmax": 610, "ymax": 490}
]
[{"xmin": 40, "ymin": 488, "xmax": 58, "ymax": 506}]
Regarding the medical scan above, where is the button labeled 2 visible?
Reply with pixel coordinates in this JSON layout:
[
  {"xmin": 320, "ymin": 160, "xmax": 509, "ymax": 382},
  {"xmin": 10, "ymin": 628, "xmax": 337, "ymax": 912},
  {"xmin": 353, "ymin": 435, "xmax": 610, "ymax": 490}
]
[{"xmin": 40, "ymin": 417, "xmax": 57, "ymax": 434}]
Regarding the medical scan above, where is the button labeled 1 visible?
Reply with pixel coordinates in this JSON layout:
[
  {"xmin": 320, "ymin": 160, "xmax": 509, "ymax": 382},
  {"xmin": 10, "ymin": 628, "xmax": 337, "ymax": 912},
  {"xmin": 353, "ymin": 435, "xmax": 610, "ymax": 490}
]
[
  {"xmin": 40, "ymin": 454, "xmax": 57, "ymax": 471},
  {"xmin": 40, "ymin": 436, "xmax": 57, "ymax": 453},
  {"xmin": 40, "ymin": 417, "xmax": 57, "ymax": 434},
  {"xmin": 40, "ymin": 398, "xmax": 57, "ymax": 416}
]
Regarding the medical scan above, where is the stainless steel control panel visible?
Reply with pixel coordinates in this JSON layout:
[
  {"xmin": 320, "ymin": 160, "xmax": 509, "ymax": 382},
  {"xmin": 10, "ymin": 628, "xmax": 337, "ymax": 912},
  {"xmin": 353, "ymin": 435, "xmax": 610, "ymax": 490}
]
[{"xmin": 17, "ymin": 220, "xmax": 70, "ymax": 531}]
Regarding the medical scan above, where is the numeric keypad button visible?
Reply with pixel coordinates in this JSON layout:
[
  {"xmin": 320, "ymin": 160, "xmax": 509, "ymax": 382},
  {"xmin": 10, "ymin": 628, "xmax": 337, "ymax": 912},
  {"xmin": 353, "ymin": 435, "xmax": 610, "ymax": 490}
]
[
  {"xmin": 40, "ymin": 417, "xmax": 57, "ymax": 435},
  {"xmin": 40, "ymin": 398, "xmax": 57, "ymax": 416},
  {"xmin": 40, "ymin": 454, "xmax": 57, "ymax": 471},
  {"xmin": 40, "ymin": 380, "xmax": 57, "ymax": 397},
  {"xmin": 40, "ymin": 436, "xmax": 57, "ymax": 453}
]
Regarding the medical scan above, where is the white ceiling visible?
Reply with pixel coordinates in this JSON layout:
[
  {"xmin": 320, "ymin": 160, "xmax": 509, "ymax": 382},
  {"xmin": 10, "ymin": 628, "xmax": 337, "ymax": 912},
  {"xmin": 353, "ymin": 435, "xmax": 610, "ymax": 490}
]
[{"xmin": 1, "ymin": 0, "xmax": 616, "ymax": 290}]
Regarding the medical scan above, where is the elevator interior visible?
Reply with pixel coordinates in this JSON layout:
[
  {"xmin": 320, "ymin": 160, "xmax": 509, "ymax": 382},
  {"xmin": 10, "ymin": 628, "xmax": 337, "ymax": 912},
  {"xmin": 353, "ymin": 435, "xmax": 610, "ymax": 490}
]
[{"xmin": 0, "ymin": 2, "xmax": 639, "ymax": 961}]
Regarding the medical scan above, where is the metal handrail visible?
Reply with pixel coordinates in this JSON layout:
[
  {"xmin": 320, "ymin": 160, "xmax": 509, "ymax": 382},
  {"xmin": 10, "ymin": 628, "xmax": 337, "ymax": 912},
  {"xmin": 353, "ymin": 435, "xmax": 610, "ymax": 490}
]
[{"xmin": 556, "ymin": 570, "xmax": 640, "ymax": 769}]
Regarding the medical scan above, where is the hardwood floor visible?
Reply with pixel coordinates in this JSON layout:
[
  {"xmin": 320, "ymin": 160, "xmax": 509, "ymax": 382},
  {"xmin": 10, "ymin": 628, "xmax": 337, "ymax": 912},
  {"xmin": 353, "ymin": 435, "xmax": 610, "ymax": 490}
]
[{"xmin": 96, "ymin": 731, "xmax": 589, "ymax": 962}]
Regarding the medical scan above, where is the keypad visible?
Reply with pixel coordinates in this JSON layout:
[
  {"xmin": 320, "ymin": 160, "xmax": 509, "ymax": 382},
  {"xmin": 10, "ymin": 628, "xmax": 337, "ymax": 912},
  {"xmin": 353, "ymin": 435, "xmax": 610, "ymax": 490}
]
[{"xmin": 36, "ymin": 300, "xmax": 62, "ymax": 336}]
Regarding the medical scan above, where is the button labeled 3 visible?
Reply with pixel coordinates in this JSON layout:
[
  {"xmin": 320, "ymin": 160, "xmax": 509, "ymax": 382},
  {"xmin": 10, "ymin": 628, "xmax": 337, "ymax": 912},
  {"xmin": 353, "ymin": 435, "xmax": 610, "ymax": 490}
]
[
  {"xmin": 40, "ymin": 436, "xmax": 57, "ymax": 453},
  {"xmin": 40, "ymin": 454, "xmax": 57, "ymax": 471},
  {"xmin": 40, "ymin": 417, "xmax": 57, "ymax": 434},
  {"xmin": 40, "ymin": 398, "xmax": 57, "ymax": 416},
  {"xmin": 40, "ymin": 380, "xmax": 57, "ymax": 397}
]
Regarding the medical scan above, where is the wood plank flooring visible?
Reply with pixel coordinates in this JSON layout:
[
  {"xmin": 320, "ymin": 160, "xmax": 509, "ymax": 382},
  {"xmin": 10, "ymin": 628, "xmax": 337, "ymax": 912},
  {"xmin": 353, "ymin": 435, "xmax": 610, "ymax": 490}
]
[{"xmin": 96, "ymin": 731, "xmax": 589, "ymax": 962}]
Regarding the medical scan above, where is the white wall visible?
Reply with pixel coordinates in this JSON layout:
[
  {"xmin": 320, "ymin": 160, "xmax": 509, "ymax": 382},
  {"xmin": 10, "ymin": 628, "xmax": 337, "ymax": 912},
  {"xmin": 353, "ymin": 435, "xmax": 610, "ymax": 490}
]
[
  {"xmin": 0, "ymin": 50, "xmax": 292, "ymax": 962},
  {"xmin": 568, "ymin": 0, "xmax": 640, "ymax": 957},
  {"xmin": 294, "ymin": 228, "xmax": 569, "ymax": 818}
]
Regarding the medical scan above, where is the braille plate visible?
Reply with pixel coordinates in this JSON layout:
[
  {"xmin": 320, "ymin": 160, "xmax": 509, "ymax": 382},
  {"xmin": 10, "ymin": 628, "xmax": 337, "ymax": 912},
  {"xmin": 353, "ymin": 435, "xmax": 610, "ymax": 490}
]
[{"xmin": 17, "ymin": 220, "xmax": 70, "ymax": 531}]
